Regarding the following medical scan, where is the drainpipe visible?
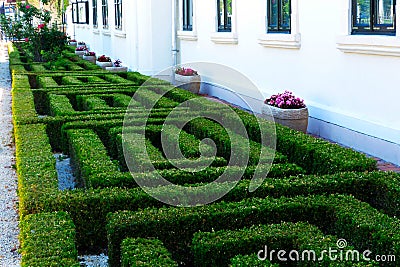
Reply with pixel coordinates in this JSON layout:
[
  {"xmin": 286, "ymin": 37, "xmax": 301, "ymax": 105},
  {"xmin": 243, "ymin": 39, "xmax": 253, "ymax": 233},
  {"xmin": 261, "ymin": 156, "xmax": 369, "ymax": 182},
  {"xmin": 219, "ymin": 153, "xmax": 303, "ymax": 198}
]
[{"xmin": 171, "ymin": 0, "xmax": 179, "ymax": 85}]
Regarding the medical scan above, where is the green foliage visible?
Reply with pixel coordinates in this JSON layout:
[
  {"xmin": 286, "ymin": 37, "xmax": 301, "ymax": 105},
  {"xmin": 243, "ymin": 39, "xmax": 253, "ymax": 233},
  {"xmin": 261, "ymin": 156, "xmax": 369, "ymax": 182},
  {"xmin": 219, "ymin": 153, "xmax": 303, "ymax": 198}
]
[
  {"xmin": 121, "ymin": 238, "xmax": 178, "ymax": 267},
  {"xmin": 106, "ymin": 194, "xmax": 400, "ymax": 266},
  {"xmin": 192, "ymin": 222, "xmax": 349, "ymax": 266},
  {"xmin": 0, "ymin": 2, "xmax": 68, "ymax": 62},
  {"xmin": 49, "ymin": 94, "xmax": 75, "ymax": 116},
  {"xmin": 20, "ymin": 211, "xmax": 79, "ymax": 267}
]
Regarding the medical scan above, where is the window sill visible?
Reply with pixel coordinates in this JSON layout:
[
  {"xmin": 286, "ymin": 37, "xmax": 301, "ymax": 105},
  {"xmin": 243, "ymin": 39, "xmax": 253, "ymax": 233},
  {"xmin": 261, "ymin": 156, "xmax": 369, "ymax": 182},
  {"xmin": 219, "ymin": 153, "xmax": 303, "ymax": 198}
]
[
  {"xmin": 114, "ymin": 30, "xmax": 126, "ymax": 38},
  {"xmin": 177, "ymin": 30, "xmax": 198, "ymax": 41},
  {"xmin": 336, "ymin": 35, "xmax": 400, "ymax": 57},
  {"xmin": 210, "ymin": 32, "xmax": 238, "ymax": 44},
  {"xmin": 102, "ymin": 30, "xmax": 111, "ymax": 36},
  {"xmin": 258, "ymin": 33, "xmax": 301, "ymax": 49}
]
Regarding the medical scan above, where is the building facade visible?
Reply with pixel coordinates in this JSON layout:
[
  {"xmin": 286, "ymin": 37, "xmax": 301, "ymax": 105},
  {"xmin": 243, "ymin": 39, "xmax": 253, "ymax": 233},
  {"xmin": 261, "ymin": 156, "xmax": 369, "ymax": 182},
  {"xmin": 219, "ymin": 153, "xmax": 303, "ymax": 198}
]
[{"xmin": 67, "ymin": 0, "xmax": 400, "ymax": 166}]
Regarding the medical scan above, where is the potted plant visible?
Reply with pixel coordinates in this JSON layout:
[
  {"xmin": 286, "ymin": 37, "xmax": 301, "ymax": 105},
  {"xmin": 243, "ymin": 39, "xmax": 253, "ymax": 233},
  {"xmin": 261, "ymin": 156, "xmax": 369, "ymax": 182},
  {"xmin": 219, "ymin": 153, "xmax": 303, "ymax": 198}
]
[
  {"xmin": 83, "ymin": 51, "xmax": 96, "ymax": 64},
  {"xmin": 69, "ymin": 39, "xmax": 77, "ymax": 47},
  {"xmin": 96, "ymin": 55, "xmax": 113, "ymax": 68},
  {"xmin": 105, "ymin": 59, "xmax": 128, "ymax": 72},
  {"xmin": 77, "ymin": 41, "xmax": 86, "ymax": 49},
  {"xmin": 75, "ymin": 46, "xmax": 87, "ymax": 57},
  {"xmin": 261, "ymin": 90, "xmax": 308, "ymax": 133},
  {"xmin": 174, "ymin": 67, "xmax": 201, "ymax": 94}
]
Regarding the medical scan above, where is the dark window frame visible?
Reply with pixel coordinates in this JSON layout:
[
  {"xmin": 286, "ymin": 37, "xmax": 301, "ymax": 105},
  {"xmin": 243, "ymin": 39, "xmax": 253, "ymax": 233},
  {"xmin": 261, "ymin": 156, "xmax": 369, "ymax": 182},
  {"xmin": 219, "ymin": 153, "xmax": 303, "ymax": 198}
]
[
  {"xmin": 267, "ymin": 0, "xmax": 291, "ymax": 33},
  {"xmin": 352, "ymin": 0, "xmax": 396, "ymax": 35},
  {"xmin": 114, "ymin": 0, "xmax": 122, "ymax": 30},
  {"xmin": 72, "ymin": 0, "xmax": 89, "ymax": 24},
  {"xmin": 92, "ymin": 0, "xmax": 98, "ymax": 27},
  {"xmin": 183, "ymin": 0, "xmax": 193, "ymax": 31},
  {"xmin": 102, "ymin": 0, "xmax": 108, "ymax": 29},
  {"xmin": 217, "ymin": 0, "xmax": 232, "ymax": 32}
]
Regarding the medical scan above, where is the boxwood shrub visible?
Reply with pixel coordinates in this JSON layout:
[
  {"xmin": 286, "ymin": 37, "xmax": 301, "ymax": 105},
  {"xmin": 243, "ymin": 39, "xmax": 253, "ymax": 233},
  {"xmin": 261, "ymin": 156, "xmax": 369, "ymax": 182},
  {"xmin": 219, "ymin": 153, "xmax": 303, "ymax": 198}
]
[
  {"xmin": 20, "ymin": 211, "xmax": 79, "ymax": 267},
  {"xmin": 106, "ymin": 194, "xmax": 400, "ymax": 266},
  {"xmin": 121, "ymin": 238, "xmax": 178, "ymax": 267},
  {"xmin": 192, "ymin": 221, "xmax": 361, "ymax": 267}
]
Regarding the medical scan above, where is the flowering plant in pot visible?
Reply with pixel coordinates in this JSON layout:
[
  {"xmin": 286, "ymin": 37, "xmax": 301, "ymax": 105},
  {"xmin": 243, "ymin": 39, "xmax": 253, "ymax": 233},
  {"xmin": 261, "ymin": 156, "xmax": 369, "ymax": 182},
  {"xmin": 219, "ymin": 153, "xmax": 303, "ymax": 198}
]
[
  {"xmin": 97, "ymin": 55, "xmax": 111, "ymax": 62},
  {"xmin": 75, "ymin": 46, "xmax": 87, "ymax": 51},
  {"xmin": 75, "ymin": 46, "xmax": 87, "ymax": 58},
  {"xmin": 175, "ymin": 67, "xmax": 198, "ymax": 76},
  {"xmin": 96, "ymin": 54, "xmax": 113, "ymax": 68},
  {"xmin": 105, "ymin": 59, "xmax": 128, "ymax": 72},
  {"xmin": 113, "ymin": 59, "xmax": 122, "ymax": 67},
  {"xmin": 174, "ymin": 66, "xmax": 201, "ymax": 94},
  {"xmin": 69, "ymin": 39, "xmax": 77, "ymax": 46},
  {"xmin": 83, "ymin": 51, "xmax": 96, "ymax": 63},
  {"xmin": 262, "ymin": 90, "xmax": 308, "ymax": 133}
]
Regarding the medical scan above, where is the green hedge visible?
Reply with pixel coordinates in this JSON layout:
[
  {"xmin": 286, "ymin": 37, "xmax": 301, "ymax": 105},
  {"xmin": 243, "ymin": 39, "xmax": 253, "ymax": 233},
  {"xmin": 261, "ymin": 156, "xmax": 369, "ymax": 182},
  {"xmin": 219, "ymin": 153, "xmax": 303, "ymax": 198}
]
[
  {"xmin": 230, "ymin": 254, "xmax": 279, "ymax": 267},
  {"xmin": 185, "ymin": 118, "xmax": 275, "ymax": 166},
  {"xmin": 14, "ymin": 123, "xmax": 58, "ymax": 217},
  {"xmin": 229, "ymin": 109, "xmax": 377, "ymax": 174},
  {"xmin": 62, "ymin": 76, "xmax": 84, "ymax": 85},
  {"xmin": 106, "ymin": 194, "xmax": 400, "ymax": 266},
  {"xmin": 192, "ymin": 221, "xmax": 360, "ymax": 267},
  {"xmin": 121, "ymin": 238, "xmax": 178, "ymax": 267},
  {"xmin": 20, "ymin": 211, "xmax": 79, "ymax": 267},
  {"xmin": 103, "ymin": 74, "xmax": 132, "ymax": 84},
  {"xmin": 67, "ymin": 128, "xmax": 119, "ymax": 187},
  {"xmin": 88, "ymin": 163, "xmax": 304, "ymax": 189},
  {"xmin": 49, "ymin": 94, "xmax": 76, "ymax": 116},
  {"xmin": 76, "ymin": 95, "xmax": 111, "ymax": 111},
  {"xmin": 133, "ymin": 89, "xmax": 179, "ymax": 109},
  {"xmin": 12, "ymin": 74, "xmax": 38, "ymax": 124},
  {"xmin": 37, "ymin": 76, "xmax": 59, "ymax": 88},
  {"xmin": 113, "ymin": 93, "xmax": 137, "ymax": 108}
]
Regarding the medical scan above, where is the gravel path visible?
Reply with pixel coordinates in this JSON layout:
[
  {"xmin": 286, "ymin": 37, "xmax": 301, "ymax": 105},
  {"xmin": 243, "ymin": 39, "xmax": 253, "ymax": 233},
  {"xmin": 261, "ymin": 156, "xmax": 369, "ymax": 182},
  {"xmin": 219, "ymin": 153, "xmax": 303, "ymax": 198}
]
[{"xmin": 0, "ymin": 41, "xmax": 21, "ymax": 267}]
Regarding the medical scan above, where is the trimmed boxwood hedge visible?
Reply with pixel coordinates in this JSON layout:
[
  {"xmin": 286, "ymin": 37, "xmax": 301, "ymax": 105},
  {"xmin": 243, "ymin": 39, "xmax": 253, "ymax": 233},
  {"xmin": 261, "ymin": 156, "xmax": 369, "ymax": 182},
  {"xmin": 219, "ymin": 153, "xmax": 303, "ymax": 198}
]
[
  {"xmin": 121, "ymin": 238, "xmax": 178, "ymax": 267},
  {"xmin": 106, "ymin": 194, "xmax": 400, "ymax": 266},
  {"xmin": 230, "ymin": 254, "xmax": 279, "ymax": 267},
  {"xmin": 67, "ymin": 128, "xmax": 119, "ymax": 187},
  {"xmin": 20, "ymin": 211, "xmax": 79, "ymax": 267},
  {"xmin": 192, "ymin": 221, "xmax": 363, "ymax": 266},
  {"xmin": 49, "ymin": 94, "xmax": 75, "ymax": 116}
]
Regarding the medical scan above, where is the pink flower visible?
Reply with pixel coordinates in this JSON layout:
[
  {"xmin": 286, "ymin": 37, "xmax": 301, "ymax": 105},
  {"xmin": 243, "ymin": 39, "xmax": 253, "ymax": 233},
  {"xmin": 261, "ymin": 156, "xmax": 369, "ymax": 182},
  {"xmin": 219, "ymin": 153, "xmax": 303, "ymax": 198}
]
[
  {"xmin": 24, "ymin": 37, "xmax": 29, "ymax": 42},
  {"xmin": 38, "ymin": 24, "xmax": 45, "ymax": 30},
  {"xmin": 26, "ymin": 5, "xmax": 30, "ymax": 9}
]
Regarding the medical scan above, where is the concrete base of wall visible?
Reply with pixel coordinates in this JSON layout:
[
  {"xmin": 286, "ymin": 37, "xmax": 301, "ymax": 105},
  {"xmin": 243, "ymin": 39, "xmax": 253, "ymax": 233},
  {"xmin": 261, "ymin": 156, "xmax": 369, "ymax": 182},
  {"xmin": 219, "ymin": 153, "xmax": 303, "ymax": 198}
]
[{"xmin": 308, "ymin": 117, "xmax": 400, "ymax": 166}]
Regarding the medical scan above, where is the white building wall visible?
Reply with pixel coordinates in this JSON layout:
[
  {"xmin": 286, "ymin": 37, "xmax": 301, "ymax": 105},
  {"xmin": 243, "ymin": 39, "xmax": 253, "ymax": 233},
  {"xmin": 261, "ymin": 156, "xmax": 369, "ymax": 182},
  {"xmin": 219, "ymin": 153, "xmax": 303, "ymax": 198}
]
[
  {"xmin": 178, "ymin": 0, "xmax": 400, "ymax": 165},
  {"xmin": 65, "ymin": 0, "xmax": 400, "ymax": 165},
  {"xmin": 67, "ymin": 0, "xmax": 172, "ymax": 75}
]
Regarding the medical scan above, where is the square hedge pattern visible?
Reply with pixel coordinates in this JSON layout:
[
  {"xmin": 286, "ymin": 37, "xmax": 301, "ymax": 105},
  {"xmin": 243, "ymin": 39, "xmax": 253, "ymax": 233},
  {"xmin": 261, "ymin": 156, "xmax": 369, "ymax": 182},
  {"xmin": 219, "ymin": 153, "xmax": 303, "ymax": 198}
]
[{"xmin": 10, "ymin": 43, "xmax": 399, "ymax": 267}]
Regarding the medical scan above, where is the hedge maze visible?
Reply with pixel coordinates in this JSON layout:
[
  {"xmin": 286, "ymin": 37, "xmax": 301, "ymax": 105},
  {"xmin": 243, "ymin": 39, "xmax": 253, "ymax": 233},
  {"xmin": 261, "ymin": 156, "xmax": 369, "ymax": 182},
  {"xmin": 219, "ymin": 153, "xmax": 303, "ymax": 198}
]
[{"xmin": 9, "ymin": 43, "xmax": 400, "ymax": 266}]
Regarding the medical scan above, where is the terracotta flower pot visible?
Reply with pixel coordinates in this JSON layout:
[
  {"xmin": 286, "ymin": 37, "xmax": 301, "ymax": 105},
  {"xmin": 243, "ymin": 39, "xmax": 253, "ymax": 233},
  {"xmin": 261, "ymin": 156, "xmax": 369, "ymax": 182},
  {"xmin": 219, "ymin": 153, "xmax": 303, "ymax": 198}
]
[
  {"xmin": 174, "ymin": 74, "xmax": 201, "ymax": 94},
  {"xmin": 96, "ymin": 61, "xmax": 113, "ymax": 69},
  {"xmin": 261, "ymin": 104, "xmax": 309, "ymax": 133}
]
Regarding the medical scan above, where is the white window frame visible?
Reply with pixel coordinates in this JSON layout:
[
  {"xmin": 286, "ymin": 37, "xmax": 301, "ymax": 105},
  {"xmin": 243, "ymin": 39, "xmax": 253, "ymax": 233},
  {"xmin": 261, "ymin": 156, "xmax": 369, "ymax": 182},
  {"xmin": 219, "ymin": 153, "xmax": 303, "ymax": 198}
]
[
  {"xmin": 337, "ymin": 0, "xmax": 400, "ymax": 57},
  {"xmin": 178, "ymin": 0, "xmax": 198, "ymax": 41},
  {"xmin": 258, "ymin": 0, "xmax": 301, "ymax": 49},
  {"xmin": 210, "ymin": 0, "xmax": 238, "ymax": 45}
]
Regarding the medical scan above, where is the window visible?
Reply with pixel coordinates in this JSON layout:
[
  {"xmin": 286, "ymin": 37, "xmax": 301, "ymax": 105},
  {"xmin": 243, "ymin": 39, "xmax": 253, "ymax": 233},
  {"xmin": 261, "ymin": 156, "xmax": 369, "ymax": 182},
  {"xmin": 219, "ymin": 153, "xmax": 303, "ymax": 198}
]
[
  {"xmin": 102, "ymin": 0, "xmax": 108, "ymax": 28},
  {"xmin": 114, "ymin": 0, "xmax": 122, "ymax": 29},
  {"xmin": 352, "ymin": 0, "xmax": 396, "ymax": 35},
  {"xmin": 183, "ymin": 0, "xmax": 193, "ymax": 31},
  {"xmin": 72, "ymin": 0, "xmax": 89, "ymax": 24},
  {"xmin": 217, "ymin": 0, "xmax": 232, "ymax": 32},
  {"xmin": 92, "ymin": 0, "xmax": 98, "ymax": 27},
  {"xmin": 267, "ymin": 0, "xmax": 291, "ymax": 33}
]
